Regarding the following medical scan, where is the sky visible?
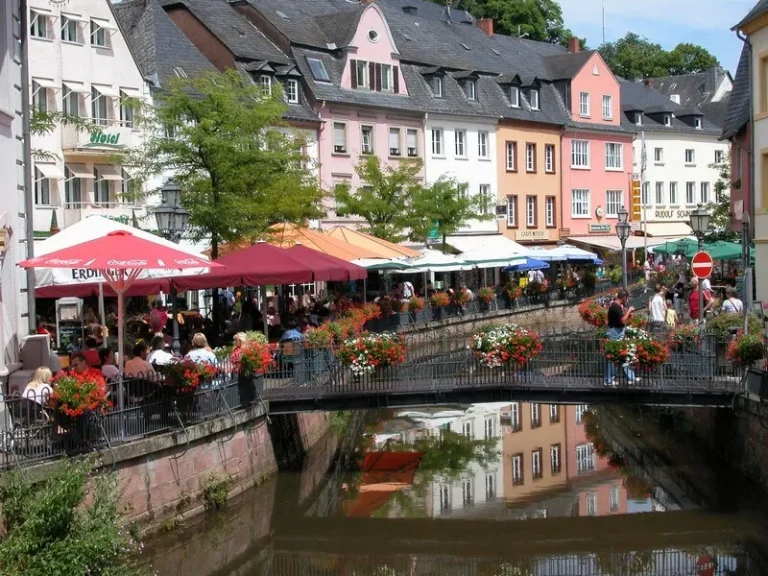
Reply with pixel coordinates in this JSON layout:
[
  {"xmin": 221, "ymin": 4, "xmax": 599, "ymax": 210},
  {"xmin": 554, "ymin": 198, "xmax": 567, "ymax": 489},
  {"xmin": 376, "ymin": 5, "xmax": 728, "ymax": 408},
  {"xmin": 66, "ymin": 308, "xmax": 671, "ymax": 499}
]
[{"xmin": 560, "ymin": 0, "xmax": 757, "ymax": 74}]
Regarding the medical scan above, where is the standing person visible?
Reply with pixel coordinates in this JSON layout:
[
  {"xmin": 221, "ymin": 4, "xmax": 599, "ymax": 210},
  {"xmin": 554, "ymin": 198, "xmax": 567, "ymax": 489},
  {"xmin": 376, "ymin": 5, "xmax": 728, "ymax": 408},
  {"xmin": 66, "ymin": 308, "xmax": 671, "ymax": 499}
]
[
  {"xmin": 665, "ymin": 297, "xmax": 678, "ymax": 328},
  {"xmin": 402, "ymin": 279, "xmax": 415, "ymax": 300},
  {"xmin": 673, "ymin": 274, "xmax": 686, "ymax": 315},
  {"xmin": 643, "ymin": 258, "xmax": 652, "ymax": 285},
  {"xmin": 605, "ymin": 289, "xmax": 638, "ymax": 386},
  {"xmin": 649, "ymin": 284, "xmax": 667, "ymax": 328},
  {"xmin": 720, "ymin": 287, "xmax": 744, "ymax": 315},
  {"xmin": 688, "ymin": 278, "xmax": 714, "ymax": 324},
  {"xmin": 149, "ymin": 300, "xmax": 168, "ymax": 335}
]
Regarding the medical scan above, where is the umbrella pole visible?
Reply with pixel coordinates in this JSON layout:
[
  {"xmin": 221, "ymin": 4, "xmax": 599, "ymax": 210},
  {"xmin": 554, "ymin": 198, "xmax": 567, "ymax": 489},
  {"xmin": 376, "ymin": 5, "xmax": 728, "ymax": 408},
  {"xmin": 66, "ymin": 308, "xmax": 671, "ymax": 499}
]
[
  {"xmin": 98, "ymin": 281, "xmax": 106, "ymax": 326},
  {"xmin": 363, "ymin": 277, "xmax": 367, "ymax": 303},
  {"xmin": 261, "ymin": 286, "xmax": 269, "ymax": 337}
]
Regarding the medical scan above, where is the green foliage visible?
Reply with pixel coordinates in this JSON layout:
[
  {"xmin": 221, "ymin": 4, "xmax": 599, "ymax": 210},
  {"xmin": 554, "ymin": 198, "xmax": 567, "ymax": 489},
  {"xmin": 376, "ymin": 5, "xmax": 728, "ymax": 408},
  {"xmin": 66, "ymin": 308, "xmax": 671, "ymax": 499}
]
[
  {"xmin": 427, "ymin": 0, "xmax": 580, "ymax": 46},
  {"xmin": 409, "ymin": 176, "xmax": 494, "ymax": 243},
  {"xmin": 607, "ymin": 267, "xmax": 623, "ymax": 285},
  {"xmin": 334, "ymin": 156, "xmax": 424, "ymax": 242},
  {"xmin": 129, "ymin": 69, "xmax": 323, "ymax": 257},
  {"xmin": 0, "ymin": 459, "xmax": 146, "ymax": 576},
  {"xmin": 708, "ymin": 313, "xmax": 763, "ymax": 344},
  {"xmin": 705, "ymin": 154, "xmax": 741, "ymax": 242},
  {"xmin": 330, "ymin": 411, "xmax": 353, "ymax": 436},
  {"xmin": 598, "ymin": 33, "xmax": 719, "ymax": 79},
  {"xmin": 202, "ymin": 474, "xmax": 230, "ymax": 511}
]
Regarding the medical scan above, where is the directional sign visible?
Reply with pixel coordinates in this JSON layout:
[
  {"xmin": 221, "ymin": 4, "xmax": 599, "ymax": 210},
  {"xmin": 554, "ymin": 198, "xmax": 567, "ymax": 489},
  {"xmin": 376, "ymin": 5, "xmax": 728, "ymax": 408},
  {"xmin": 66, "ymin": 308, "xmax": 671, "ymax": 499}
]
[{"xmin": 691, "ymin": 251, "xmax": 713, "ymax": 279}]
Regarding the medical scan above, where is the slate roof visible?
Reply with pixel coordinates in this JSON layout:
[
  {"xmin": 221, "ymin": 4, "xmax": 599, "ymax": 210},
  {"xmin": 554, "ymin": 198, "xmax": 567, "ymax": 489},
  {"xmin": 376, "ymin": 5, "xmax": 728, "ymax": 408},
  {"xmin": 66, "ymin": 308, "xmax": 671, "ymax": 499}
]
[
  {"xmin": 734, "ymin": 0, "xmax": 768, "ymax": 30},
  {"xmin": 644, "ymin": 68, "xmax": 729, "ymax": 107},
  {"xmin": 619, "ymin": 80, "xmax": 721, "ymax": 136},
  {"xmin": 111, "ymin": 0, "xmax": 216, "ymax": 89},
  {"xmin": 542, "ymin": 51, "xmax": 595, "ymax": 80},
  {"xmin": 721, "ymin": 44, "xmax": 751, "ymax": 139}
]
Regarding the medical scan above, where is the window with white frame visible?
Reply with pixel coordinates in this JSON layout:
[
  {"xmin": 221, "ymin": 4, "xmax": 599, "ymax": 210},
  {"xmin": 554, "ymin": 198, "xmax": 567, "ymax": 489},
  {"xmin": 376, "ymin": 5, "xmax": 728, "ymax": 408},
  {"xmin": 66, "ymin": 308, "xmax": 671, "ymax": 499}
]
[
  {"xmin": 610, "ymin": 486, "xmax": 620, "ymax": 512},
  {"xmin": 509, "ymin": 402, "xmax": 521, "ymax": 430},
  {"xmin": 119, "ymin": 90, "xmax": 135, "ymax": 128},
  {"xmin": 549, "ymin": 404, "xmax": 559, "ymax": 423},
  {"xmin": 388, "ymin": 127, "xmax": 401, "ymax": 156},
  {"xmin": 576, "ymin": 443, "xmax": 596, "ymax": 473},
  {"xmin": 406, "ymin": 129, "xmax": 418, "ymax": 157},
  {"xmin": 431, "ymin": 75, "xmax": 443, "ymax": 97},
  {"xmin": 642, "ymin": 182, "xmax": 650, "ymax": 206},
  {"xmin": 259, "ymin": 75, "xmax": 272, "ymax": 94},
  {"xmin": 694, "ymin": 118, "xmax": 702, "ymax": 130},
  {"xmin": 505, "ymin": 141, "xmax": 517, "ymax": 171},
  {"xmin": 361, "ymin": 125, "xmax": 374, "ymax": 155},
  {"xmin": 93, "ymin": 167, "xmax": 110, "ymax": 206},
  {"xmin": 381, "ymin": 64, "xmax": 394, "ymax": 92},
  {"xmin": 512, "ymin": 454, "xmax": 523, "ymax": 484},
  {"xmin": 605, "ymin": 143, "xmax": 623, "ymax": 170},
  {"xmin": 655, "ymin": 182, "xmax": 665, "ymax": 205},
  {"xmin": 285, "ymin": 79, "xmax": 299, "ymax": 103},
  {"xmin": 486, "ymin": 474, "xmax": 496, "ymax": 499},
  {"xmin": 686, "ymin": 181, "xmax": 696, "ymax": 204},
  {"xmin": 34, "ymin": 167, "xmax": 51, "ymax": 205},
  {"xmin": 635, "ymin": 113, "xmax": 642, "ymax": 126},
  {"xmin": 62, "ymin": 86, "xmax": 81, "ymax": 118},
  {"xmin": 509, "ymin": 86, "xmax": 520, "ymax": 107},
  {"xmin": 602, "ymin": 94, "xmax": 613, "ymax": 119},
  {"xmin": 355, "ymin": 60, "xmax": 370, "ymax": 90},
  {"xmin": 669, "ymin": 182, "xmax": 678, "ymax": 205},
  {"xmin": 664, "ymin": 114, "xmax": 672, "ymax": 127},
  {"xmin": 701, "ymin": 182, "xmax": 710, "ymax": 203},
  {"xmin": 526, "ymin": 143, "xmax": 536, "ymax": 172},
  {"xmin": 606, "ymin": 190, "xmax": 622, "ymax": 217},
  {"xmin": 431, "ymin": 128, "xmax": 444, "ymax": 156},
  {"xmin": 571, "ymin": 189, "xmax": 590, "ymax": 217},
  {"xmin": 479, "ymin": 184, "xmax": 491, "ymax": 215},
  {"xmin": 484, "ymin": 417, "xmax": 494, "ymax": 440},
  {"xmin": 91, "ymin": 86, "xmax": 109, "ymax": 126},
  {"xmin": 586, "ymin": 492, "xmax": 598, "ymax": 516},
  {"xmin": 571, "ymin": 140, "xmax": 589, "ymax": 168},
  {"xmin": 579, "ymin": 91, "xmax": 590, "ymax": 117},
  {"xmin": 478, "ymin": 131, "xmax": 489, "ymax": 158},
  {"xmin": 121, "ymin": 169, "xmax": 138, "ymax": 203},
  {"xmin": 332, "ymin": 122, "xmax": 347, "ymax": 153},
  {"xmin": 529, "ymin": 89, "xmax": 539, "ymax": 110},
  {"xmin": 465, "ymin": 79, "xmax": 476, "ymax": 100},
  {"xmin": 530, "ymin": 403, "xmax": 541, "ymax": 427},
  {"xmin": 30, "ymin": 10, "xmax": 51, "ymax": 39},
  {"xmin": 545, "ymin": 196, "xmax": 555, "ymax": 227},
  {"xmin": 526, "ymin": 196, "xmax": 536, "ymax": 227},
  {"xmin": 685, "ymin": 149, "xmax": 695, "ymax": 165},
  {"xmin": 575, "ymin": 404, "xmax": 589, "ymax": 424},
  {"xmin": 715, "ymin": 149, "xmax": 724, "ymax": 164},
  {"xmin": 462, "ymin": 478, "xmax": 473, "ymax": 506},
  {"xmin": 654, "ymin": 147, "xmax": 663, "ymax": 163},
  {"xmin": 545, "ymin": 144, "xmax": 554, "ymax": 173},
  {"xmin": 550, "ymin": 444, "xmax": 561, "ymax": 473},
  {"xmin": 532, "ymin": 449, "xmax": 543, "ymax": 479},
  {"xmin": 64, "ymin": 167, "xmax": 82, "ymax": 207},
  {"xmin": 439, "ymin": 485, "xmax": 450, "ymax": 511},
  {"xmin": 32, "ymin": 81, "xmax": 48, "ymax": 113},
  {"xmin": 455, "ymin": 129, "xmax": 467, "ymax": 157},
  {"xmin": 507, "ymin": 196, "xmax": 517, "ymax": 227},
  {"xmin": 61, "ymin": 15, "xmax": 82, "ymax": 44},
  {"xmin": 462, "ymin": 421, "xmax": 473, "ymax": 438},
  {"xmin": 90, "ymin": 19, "xmax": 112, "ymax": 48}
]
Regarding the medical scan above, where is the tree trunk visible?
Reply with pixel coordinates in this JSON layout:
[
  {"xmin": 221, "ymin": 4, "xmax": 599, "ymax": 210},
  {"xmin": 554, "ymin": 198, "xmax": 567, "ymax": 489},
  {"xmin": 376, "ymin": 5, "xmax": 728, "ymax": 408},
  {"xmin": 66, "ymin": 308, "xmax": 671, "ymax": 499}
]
[{"xmin": 210, "ymin": 233, "xmax": 220, "ymax": 347}]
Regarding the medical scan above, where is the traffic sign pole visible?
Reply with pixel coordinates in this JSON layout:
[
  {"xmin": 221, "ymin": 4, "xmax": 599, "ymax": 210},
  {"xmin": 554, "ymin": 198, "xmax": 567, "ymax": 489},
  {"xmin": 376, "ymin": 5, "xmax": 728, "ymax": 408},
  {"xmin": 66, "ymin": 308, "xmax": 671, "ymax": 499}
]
[{"xmin": 691, "ymin": 251, "xmax": 713, "ymax": 324}]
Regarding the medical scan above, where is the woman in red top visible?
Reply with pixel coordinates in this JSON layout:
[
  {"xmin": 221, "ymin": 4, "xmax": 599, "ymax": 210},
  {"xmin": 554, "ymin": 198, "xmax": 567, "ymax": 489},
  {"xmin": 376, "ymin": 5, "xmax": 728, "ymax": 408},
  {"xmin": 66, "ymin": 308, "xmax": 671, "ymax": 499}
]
[{"xmin": 688, "ymin": 277, "xmax": 713, "ymax": 322}]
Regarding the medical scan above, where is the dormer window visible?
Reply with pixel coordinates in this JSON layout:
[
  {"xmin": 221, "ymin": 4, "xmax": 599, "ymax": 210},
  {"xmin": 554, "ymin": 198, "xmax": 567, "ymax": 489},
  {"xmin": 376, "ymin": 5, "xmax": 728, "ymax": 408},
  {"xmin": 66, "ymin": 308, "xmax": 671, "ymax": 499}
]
[
  {"xmin": 285, "ymin": 78, "xmax": 299, "ymax": 104},
  {"xmin": 635, "ymin": 113, "xmax": 642, "ymax": 126},
  {"xmin": 381, "ymin": 64, "xmax": 394, "ymax": 92},
  {"xmin": 694, "ymin": 118, "xmax": 702, "ymax": 130},
  {"xmin": 351, "ymin": 60, "xmax": 400, "ymax": 93},
  {"xmin": 431, "ymin": 75, "xmax": 443, "ymax": 98},
  {"xmin": 530, "ymin": 89, "xmax": 540, "ymax": 111},
  {"xmin": 354, "ymin": 60, "xmax": 370, "ymax": 90},
  {"xmin": 260, "ymin": 75, "xmax": 272, "ymax": 94},
  {"xmin": 510, "ymin": 86, "xmax": 520, "ymax": 108},
  {"xmin": 664, "ymin": 115, "xmax": 672, "ymax": 127},
  {"xmin": 464, "ymin": 79, "xmax": 476, "ymax": 101}
]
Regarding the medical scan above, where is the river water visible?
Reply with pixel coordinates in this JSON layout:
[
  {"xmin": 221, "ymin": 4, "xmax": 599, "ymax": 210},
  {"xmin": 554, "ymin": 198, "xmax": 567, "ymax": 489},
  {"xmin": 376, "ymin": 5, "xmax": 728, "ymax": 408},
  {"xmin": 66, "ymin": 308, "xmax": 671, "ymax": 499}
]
[{"xmin": 144, "ymin": 404, "xmax": 768, "ymax": 576}]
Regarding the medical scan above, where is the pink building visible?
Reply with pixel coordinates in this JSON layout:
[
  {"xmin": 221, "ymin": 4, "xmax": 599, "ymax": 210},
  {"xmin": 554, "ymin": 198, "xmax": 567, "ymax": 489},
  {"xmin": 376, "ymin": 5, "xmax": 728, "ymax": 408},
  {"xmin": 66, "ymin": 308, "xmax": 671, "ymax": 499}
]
[{"xmin": 544, "ymin": 45, "xmax": 634, "ymax": 238}]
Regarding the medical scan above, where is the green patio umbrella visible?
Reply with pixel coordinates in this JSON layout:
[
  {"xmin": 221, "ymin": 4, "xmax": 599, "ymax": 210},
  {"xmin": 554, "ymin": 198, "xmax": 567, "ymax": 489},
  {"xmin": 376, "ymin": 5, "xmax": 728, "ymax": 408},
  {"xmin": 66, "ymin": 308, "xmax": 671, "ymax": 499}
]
[{"xmin": 654, "ymin": 239, "xmax": 744, "ymax": 261}]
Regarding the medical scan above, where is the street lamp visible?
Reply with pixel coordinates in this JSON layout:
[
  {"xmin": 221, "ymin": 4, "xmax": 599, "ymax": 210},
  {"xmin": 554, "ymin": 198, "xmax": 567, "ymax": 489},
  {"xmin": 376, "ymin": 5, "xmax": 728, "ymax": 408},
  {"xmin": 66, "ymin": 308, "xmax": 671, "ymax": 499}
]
[
  {"xmin": 689, "ymin": 203, "xmax": 710, "ymax": 324},
  {"xmin": 154, "ymin": 180, "xmax": 189, "ymax": 354},
  {"xmin": 616, "ymin": 206, "xmax": 631, "ymax": 290}
]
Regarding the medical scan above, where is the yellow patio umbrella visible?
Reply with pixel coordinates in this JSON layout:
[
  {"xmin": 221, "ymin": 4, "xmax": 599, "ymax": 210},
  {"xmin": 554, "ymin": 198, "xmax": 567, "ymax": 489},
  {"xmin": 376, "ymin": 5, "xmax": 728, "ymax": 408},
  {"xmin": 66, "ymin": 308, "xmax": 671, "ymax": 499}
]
[
  {"xmin": 326, "ymin": 226, "xmax": 420, "ymax": 259},
  {"xmin": 267, "ymin": 223, "xmax": 380, "ymax": 261}
]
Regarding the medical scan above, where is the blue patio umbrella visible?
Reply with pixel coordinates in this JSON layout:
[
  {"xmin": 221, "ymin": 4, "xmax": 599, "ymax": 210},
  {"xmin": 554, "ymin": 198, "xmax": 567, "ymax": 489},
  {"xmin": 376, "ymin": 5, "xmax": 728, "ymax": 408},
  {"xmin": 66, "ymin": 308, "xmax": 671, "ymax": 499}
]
[{"xmin": 502, "ymin": 258, "xmax": 550, "ymax": 272}]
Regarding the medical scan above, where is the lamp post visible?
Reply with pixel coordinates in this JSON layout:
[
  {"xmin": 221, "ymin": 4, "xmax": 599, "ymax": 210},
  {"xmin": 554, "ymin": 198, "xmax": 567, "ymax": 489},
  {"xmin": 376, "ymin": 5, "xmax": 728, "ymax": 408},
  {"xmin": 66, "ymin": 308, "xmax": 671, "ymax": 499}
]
[
  {"xmin": 616, "ymin": 206, "xmax": 631, "ymax": 290},
  {"xmin": 689, "ymin": 203, "xmax": 711, "ymax": 324},
  {"xmin": 153, "ymin": 180, "xmax": 189, "ymax": 354}
]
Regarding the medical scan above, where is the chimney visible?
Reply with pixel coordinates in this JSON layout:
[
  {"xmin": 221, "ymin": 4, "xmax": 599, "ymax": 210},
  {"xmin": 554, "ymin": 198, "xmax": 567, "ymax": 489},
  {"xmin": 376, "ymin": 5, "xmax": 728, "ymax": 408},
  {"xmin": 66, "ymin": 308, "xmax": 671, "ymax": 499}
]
[
  {"xmin": 361, "ymin": 0, "xmax": 375, "ymax": 4},
  {"xmin": 477, "ymin": 18, "xmax": 493, "ymax": 36},
  {"xmin": 568, "ymin": 36, "xmax": 580, "ymax": 53}
]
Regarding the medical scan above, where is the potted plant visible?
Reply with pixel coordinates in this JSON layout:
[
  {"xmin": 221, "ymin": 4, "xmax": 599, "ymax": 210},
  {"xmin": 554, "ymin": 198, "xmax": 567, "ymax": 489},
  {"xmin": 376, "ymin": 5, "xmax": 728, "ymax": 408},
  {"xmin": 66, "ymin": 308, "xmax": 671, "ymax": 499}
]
[
  {"xmin": 164, "ymin": 359, "xmax": 218, "ymax": 420},
  {"xmin": 335, "ymin": 332, "xmax": 407, "ymax": 380},
  {"xmin": 408, "ymin": 296, "xmax": 427, "ymax": 324},
  {"xmin": 669, "ymin": 324, "xmax": 699, "ymax": 352},
  {"xmin": 477, "ymin": 287, "xmax": 496, "ymax": 311},
  {"xmin": 305, "ymin": 325, "xmax": 335, "ymax": 375},
  {"xmin": 727, "ymin": 332, "xmax": 766, "ymax": 368},
  {"xmin": 634, "ymin": 339, "xmax": 670, "ymax": 371},
  {"xmin": 578, "ymin": 295, "xmax": 612, "ymax": 328},
  {"xmin": 504, "ymin": 283, "xmax": 522, "ymax": 308},
  {"xmin": 471, "ymin": 324, "xmax": 543, "ymax": 371},
  {"xmin": 51, "ymin": 371, "xmax": 111, "ymax": 445},
  {"xmin": 236, "ymin": 339, "xmax": 274, "ymax": 403},
  {"xmin": 430, "ymin": 292, "xmax": 450, "ymax": 321}
]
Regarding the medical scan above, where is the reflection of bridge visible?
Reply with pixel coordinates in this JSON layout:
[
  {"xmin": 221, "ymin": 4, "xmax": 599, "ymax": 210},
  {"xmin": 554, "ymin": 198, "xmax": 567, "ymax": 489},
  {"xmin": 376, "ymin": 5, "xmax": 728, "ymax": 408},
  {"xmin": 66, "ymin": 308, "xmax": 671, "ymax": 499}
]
[{"xmin": 265, "ymin": 330, "xmax": 742, "ymax": 414}]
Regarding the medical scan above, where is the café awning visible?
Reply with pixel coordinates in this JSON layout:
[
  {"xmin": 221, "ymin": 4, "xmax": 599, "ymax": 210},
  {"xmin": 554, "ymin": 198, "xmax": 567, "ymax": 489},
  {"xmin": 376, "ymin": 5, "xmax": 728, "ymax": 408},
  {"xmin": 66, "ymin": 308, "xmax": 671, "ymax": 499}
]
[{"xmin": 326, "ymin": 226, "xmax": 419, "ymax": 259}]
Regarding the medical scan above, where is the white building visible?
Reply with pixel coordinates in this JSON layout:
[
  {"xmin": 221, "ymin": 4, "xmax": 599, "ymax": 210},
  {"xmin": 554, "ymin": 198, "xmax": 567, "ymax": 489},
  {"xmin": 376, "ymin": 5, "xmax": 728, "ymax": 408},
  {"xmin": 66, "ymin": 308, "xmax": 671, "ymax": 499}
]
[
  {"xmin": 27, "ymin": 0, "xmax": 151, "ymax": 237},
  {"xmin": 0, "ymin": 0, "xmax": 29, "ymax": 373},
  {"xmin": 425, "ymin": 115, "xmax": 499, "ymax": 235},
  {"xmin": 622, "ymin": 80, "xmax": 729, "ymax": 237}
]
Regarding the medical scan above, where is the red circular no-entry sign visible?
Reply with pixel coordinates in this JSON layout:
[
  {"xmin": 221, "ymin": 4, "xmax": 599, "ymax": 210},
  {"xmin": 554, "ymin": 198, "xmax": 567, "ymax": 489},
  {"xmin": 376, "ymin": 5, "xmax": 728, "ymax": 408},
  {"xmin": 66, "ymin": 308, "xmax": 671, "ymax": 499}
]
[{"xmin": 691, "ymin": 251, "xmax": 714, "ymax": 279}]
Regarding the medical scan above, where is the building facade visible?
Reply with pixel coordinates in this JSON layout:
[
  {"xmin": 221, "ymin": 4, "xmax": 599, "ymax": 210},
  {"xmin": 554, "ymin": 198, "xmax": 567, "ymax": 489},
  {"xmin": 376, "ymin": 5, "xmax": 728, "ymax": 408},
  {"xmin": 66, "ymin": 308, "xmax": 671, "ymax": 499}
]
[
  {"xmin": 27, "ymin": 0, "xmax": 151, "ymax": 236},
  {"xmin": 0, "ymin": 0, "xmax": 28, "ymax": 372}
]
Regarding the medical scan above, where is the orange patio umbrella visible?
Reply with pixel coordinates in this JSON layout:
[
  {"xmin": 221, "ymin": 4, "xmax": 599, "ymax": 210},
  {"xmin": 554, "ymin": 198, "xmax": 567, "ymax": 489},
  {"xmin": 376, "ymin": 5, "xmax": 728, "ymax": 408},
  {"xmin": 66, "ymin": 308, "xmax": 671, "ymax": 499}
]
[
  {"xmin": 267, "ymin": 223, "xmax": 380, "ymax": 261},
  {"xmin": 326, "ymin": 226, "xmax": 419, "ymax": 259}
]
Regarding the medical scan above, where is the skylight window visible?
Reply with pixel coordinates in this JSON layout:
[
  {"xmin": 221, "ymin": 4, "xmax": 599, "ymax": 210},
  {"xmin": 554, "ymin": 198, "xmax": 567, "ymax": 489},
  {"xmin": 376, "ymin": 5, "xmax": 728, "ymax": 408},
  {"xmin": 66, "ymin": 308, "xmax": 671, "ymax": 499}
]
[
  {"xmin": 460, "ymin": 43, "xmax": 471, "ymax": 51},
  {"xmin": 306, "ymin": 57, "xmax": 330, "ymax": 82},
  {"xmin": 276, "ymin": 10, "xmax": 289, "ymax": 20},
  {"xmin": 173, "ymin": 67, "xmax": 187, "ymax": 78},
  {"xmin": 492, "ymin": 48, "xmax": 500, "ymax": 55}
]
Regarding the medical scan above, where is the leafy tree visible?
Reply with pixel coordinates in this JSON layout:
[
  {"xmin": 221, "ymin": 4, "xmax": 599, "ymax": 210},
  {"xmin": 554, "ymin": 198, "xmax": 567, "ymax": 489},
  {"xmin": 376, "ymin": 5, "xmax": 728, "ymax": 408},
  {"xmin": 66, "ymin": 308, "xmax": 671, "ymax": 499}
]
[
  {"xmin": 334, "ymin": 156, "xmax": 424, "ymax": 242},
  {"xmin": 705, "ymin": 154, "xmax": 740, "ymax": 242},
  {"xmin": 409, "ymin": 176, "xmax": 494, "ymax": 245},
  {"xmin": 130, "ymin": 69, "xmax": 324, "ymax": 258},
  {"xmin": 598, "ymin": 33, "xmax": 719, "ymax": 79},
  {"xmin": 0, "ymin": 459, "xmax": 146, "ymax": 576}
]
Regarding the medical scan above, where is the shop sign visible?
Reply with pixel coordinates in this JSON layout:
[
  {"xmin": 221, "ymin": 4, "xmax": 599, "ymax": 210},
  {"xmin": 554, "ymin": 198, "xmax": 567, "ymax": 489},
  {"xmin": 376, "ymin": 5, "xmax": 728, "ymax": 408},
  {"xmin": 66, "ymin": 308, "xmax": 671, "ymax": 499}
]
[
  {"xmin": 654, "ymin": 208, "xmax": 693, "ymax": 220},
  {"xmin": 516, "ymin": 230, "xmax": 548, "ymax": 241},
  {"xmin": 85, "ymin": 130, "xmax": 124, "ymax": 149},
  {"xmin": 589, "ymin": 224, "xmax": 611, "ymax": 233}
]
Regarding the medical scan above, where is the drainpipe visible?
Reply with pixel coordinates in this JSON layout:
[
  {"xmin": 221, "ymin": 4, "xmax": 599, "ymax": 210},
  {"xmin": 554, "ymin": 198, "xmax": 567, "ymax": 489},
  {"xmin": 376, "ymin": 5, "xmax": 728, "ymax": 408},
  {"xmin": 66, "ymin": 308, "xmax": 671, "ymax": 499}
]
[
  {"xmin": 559, "ymin": 125, "xmax": 566, "ymax": 244},
  {"xmin": 318, "ymin": 100, "xmax": 327, "ymax": 213},
  {"xmin": 736, "ymin": 29, "xmax": 755, "ymax": 314},
  {"xmin": 20, "ymin": 0, "xmax": 36, "ymax": 333}
]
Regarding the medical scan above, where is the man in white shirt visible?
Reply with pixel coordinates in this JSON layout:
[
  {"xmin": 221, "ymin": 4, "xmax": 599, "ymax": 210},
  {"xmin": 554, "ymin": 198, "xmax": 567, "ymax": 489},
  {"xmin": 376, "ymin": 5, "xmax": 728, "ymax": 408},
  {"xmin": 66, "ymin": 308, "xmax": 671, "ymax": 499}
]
[
  {"xmin": 402, "ymin": 280, "xmax": 414, "ymax": 299},
  {"xmin": 147, "ymin": 335, "xmax": 175, "ymax": 366},
  {"xmin": 649, "ymin": 284, "xmax": 667, "ymax": 324}
]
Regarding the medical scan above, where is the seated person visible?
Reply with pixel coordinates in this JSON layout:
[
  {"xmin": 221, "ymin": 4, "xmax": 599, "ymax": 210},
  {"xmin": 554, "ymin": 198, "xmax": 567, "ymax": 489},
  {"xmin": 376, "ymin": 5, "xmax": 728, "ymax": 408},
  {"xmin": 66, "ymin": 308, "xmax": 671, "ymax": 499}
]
[
  {"xmin": 22, "ymin": 366, "xmax": 53, "ymax": 405},
  {"xmin": 81, "ymin": 337, "xmax": 102, "ymax": 368},
  {"xmin": 99, "ymin": 348, "xmax": 120, "ymax": 381},
  {"xmin": 147, "ymin": 335, "xmax": 175, "ymax": 366},
  {"xmin": 123, "ymin": 342, "xmax": 156, "ymax": 378},
  {"xmin": 69, "ymin": 352, "xmax": 105, "ymax": 380},
  {"xmin": 279, "ymin": 319, "xmax": 304, "ymax": 343},
  {"xmin": 184, "ymin": 333, "xmax": 217, "ymax": 364}
]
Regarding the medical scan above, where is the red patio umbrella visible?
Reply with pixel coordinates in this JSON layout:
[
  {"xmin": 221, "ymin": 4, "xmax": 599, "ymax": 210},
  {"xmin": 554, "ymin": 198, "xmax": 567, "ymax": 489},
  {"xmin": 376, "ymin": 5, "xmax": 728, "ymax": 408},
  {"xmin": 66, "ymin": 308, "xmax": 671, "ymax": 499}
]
[
  {"xmin": 19, "ymin": 230, "xmax": 222, "ymax": 410},
  {"xmin": 286, "ymin": 244, "xmax": 367, "ymax": 281}
]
